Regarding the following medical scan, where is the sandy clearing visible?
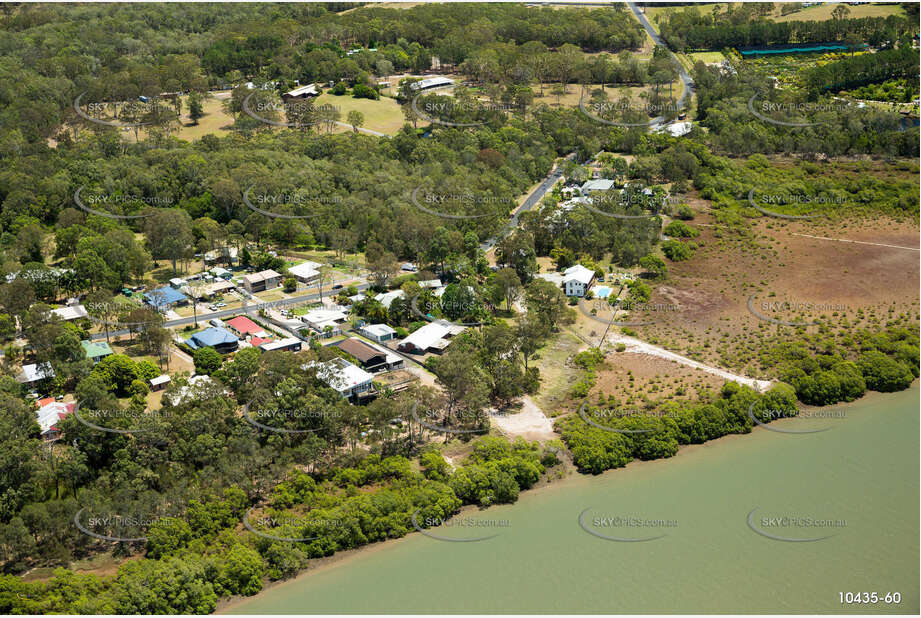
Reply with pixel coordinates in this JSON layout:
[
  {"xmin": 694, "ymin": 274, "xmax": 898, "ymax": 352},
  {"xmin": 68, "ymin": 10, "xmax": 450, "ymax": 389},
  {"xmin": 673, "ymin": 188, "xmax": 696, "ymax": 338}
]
[
  {"xmin": 787, "ymin": 232, "xmax": 919, "ymax": 252},
  {"xmin": 491, "ymin": 395, "xmax": 556, "ymax": 441},
  {"xmin": 604, "ymin": 332, "xmax": 773, "ymax": 392}
]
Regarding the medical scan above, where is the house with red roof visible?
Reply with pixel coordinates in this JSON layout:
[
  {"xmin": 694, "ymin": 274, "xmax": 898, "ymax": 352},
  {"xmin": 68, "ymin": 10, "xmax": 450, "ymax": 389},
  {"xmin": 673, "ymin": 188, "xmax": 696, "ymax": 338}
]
[
  {"xmin": 35, "ymin": 400, "xmax": 75, "ymax": 441},
  {"xmin": 225, "ymin": 315, "xmax": 268, "ymax": 338}
]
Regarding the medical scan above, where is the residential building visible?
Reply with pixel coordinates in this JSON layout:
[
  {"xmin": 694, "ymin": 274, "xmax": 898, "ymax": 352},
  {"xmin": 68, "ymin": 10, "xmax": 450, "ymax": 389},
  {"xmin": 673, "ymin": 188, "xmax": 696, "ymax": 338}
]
[
  {"xmin": 397, "ymin": 320, "xmax": 465, "ymax": 355},
  {"xmin": 184, "ymin": 327, "xmax": 239, "ymax": 354},
  {"xmin": 51, "ymin": 305, "xmax": 88, "ymax": 321},
  {"xmin": 260, "ymin": 337, "xmax": 303, "ymax": 352},
  {"xmin": 81, "ymin": 340, "xmax": 113, "ymax": 364},
  {"xmin": 164, "ymin": 375, "xmax": 225, "ymax": 406},
  {"xmin": 288, "ymin": 261, "xmax": 322, "ymax": 284},
  {"xmin": 375, "ymin": 289, "xmax": 405, "ymax": 309},
  {"xmin": 282, "ymin": 84, "xmax": 319, "ymax": 100},
  {"xmin": 149, "ymin": 375, "xmax": 171, "ymax": 391},
  {"xmin": 226, "ymin": 315, "xmax": 268, "ymax": 339},
  {"xmin": 358, "ymin": 323, "xmax": 397, "ymax": 343},
  {"xmin": 17, "ymin": 362, "xmax": 55, "ymax": 385},
  {"xmin": 301, "ymin": 308, "xmax": 348, "ymax": 336},
  {"xmin": 309, "ymin": 358, "xmax": 374, "ymax": 399},
  {"xmin": 204, "ymin": 246, "xmax": 238, "ymax": 264},
  {"xmin": 409, "ymin": 77, "xmax": 454, "ymax": 91},
  {"xmin": 336, "ymin": 337, "xmax": 402, "ymax": 372},
  {"xmin": 580, "ymin": 179, "xmax": 617, "ymax": 195},
  {"xmin": 562, "ymin": 264, "xmax": 596, "ymax": 297},
  {"xmin": 143, "ymin": 286, "xmax": 188, "ymax": 309},
  {"xmin": 35, "ymin": 400, "xmax": 75, "ymax": 440},
  {"xmin": 241, "ymin": 270, "xmax": 282, "ymax": 293}
]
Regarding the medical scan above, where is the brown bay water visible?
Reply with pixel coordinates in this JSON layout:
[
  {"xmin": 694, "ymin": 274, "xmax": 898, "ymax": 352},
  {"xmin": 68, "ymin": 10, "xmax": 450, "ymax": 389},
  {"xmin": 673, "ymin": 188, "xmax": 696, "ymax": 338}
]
[{"xmin": 225, "ymin": 387, "xmax": 919, "ymax": 614}]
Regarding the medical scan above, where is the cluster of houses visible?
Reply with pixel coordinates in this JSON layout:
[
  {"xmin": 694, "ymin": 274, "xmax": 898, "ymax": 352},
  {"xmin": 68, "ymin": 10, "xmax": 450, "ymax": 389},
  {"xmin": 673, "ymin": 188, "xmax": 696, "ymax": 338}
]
[{"xmin": 183, "ymin": 314, "xmax": 302, "ymax": 355}]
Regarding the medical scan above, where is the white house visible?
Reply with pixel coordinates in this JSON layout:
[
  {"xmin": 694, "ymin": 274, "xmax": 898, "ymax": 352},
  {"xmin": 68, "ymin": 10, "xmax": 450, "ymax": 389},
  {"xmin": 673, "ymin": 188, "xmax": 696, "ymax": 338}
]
[
  {"xmin": 375, "ymin": 289, "xmax": 405, "ymax": 309},
  {"xmin": 259, "ymin": 337, "xmax": 303, "ymax": 352},
  {"xmin": 409, "ymin": 77, "xmax": 454, "ymax": 91},
  {"xmin": 301, "ymin": 308, "xmax": 348, "ymax": 336},
  {"xmin": 51, "ymin": 305, "xmax": 88, "ymax": 321},
  {"xmin": 580, "ymin": 179, "xmax": 616, "ymax": 195},
  {"xmin": 35, "ymin": 400, "xmax": 75, "ymax": 440},
  {"xmin": 17, "ymin": 362, "xmax": 55, "ymax": 385},
  {"xmin": 288, "ymin": 261, "xmax": 322, "ymax": 284},
  {"xmin": 282, "ymin": 84, "xmax": 319, "ymax": 100},
  {"xmin": 397, "ymin": 320, "xmax": 465, "ymax": 355},
  {"xmin": 309, "ymin": 358, "xmax": 374, "ymax": 399},
  {"xmin": 562, "ymin": 264, "xmax": 595, "ymax": 297},
  {"xmin": 359, "ymin": 323, "xmax": 397, "ymax": 343}
]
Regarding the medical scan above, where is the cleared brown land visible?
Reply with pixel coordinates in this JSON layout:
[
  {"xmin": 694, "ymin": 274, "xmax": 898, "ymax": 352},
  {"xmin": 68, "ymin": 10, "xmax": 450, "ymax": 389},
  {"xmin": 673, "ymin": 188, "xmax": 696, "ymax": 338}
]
[
  {"xmin": 591, "ymin": 351, "xmax": 729, "ymax": 407},
  {"xmin": 628, "ymin": 200, "xmax": 920, "ymax": 380}
]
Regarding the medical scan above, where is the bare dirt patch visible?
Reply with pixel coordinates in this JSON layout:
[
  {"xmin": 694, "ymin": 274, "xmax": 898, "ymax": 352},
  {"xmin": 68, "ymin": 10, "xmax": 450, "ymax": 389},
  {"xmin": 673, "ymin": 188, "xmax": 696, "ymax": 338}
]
[
  {"xmin": 631, "ymin": 208, "xmax": 920, "ymax": 379},
  {"xmin": 591, "ymin": 351, "xmax": 729, "ymax": 407}
]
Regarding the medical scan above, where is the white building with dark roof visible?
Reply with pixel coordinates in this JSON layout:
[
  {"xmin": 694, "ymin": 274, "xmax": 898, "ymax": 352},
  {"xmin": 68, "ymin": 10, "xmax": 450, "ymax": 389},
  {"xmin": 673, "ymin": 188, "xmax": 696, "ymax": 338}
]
[
  {"xmin": 375, "ymin": 289, "xmax": 405, "ymax": 309},
  {"xmin": 562, "ymin": 264, "xmax": 596, "ymax": 297},
  {"xmin": 397, "ymin": 320, "xmax": 465, "ymax": 355},
  {"xmin": 51, "ymin": 305, "xmax": 88, "ymax": 321},
  {"xmin": 409, "ymin": 77, "xmax": 454, "ymax": 91},
  {"xmin": 580, "ymin": 179, "xmax": 617, "ymax": 195},
  {"xmin": 359, "ymin": 323, "xmax": 397, "ymax": 343},
  {"xmin": 308, "ymin": 358, "xmax": 374, "ymax": 399},
  {"xmin": 288, "ymin": 261, "xmax": 322, "ymax": 284}
]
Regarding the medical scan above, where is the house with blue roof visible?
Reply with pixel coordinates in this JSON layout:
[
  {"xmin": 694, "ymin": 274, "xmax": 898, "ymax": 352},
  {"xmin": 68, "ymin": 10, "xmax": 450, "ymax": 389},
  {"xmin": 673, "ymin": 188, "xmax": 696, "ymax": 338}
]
[
  {"xmin": 143, "ymin": 286, "xmax": 188, "ymax": 309},
  {"xmin": 184, "ymin": 327, "xmax": 239, "ymax": 354}
]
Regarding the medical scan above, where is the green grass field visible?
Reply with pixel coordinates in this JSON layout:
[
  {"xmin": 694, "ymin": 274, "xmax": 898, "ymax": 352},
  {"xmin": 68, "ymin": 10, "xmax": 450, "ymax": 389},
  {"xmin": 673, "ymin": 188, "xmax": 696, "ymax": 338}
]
[
  {"xmin": 315, "ymin": 92, "xmax": 406, "ymax": 134},
  {"xmin": 775, "ymin": 2, "xmax": 905, "ymax": 22},
  {"xmin": 687, "ymin": 51, "xmax": 726, "ymax": 64}
]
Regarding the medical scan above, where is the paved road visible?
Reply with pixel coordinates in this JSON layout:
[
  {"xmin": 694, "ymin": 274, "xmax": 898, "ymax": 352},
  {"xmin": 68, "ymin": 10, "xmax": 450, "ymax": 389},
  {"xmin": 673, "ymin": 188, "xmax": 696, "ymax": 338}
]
[
  {"xmin": 627, "ymin": 1, "xmax": 694, "ymax": 111},
  {"xmin": 334, "ymin": 121, "xmax": 388, "ymax": 137},
  {"xmin": 480, "ymin": 152, "xmax": 576, "ymax": 252},
  {"xmin": 90, "ymin": 282, "xmax": 371, "ymax": 341}
]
